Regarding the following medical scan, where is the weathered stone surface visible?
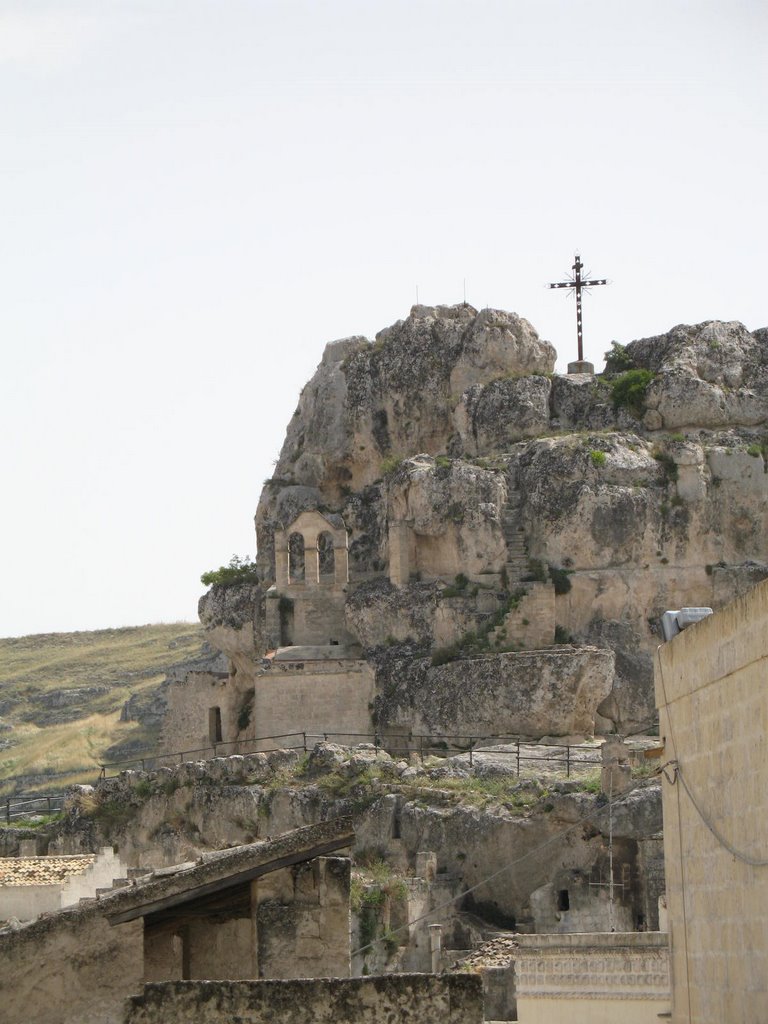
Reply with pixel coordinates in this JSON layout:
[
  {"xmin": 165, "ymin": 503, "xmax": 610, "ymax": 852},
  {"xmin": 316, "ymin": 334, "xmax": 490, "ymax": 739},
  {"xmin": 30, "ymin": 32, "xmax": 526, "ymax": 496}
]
[
  {"xmin": 448, "ymin": 306, "xmax": 556, "ymax": 395},
  {"xmin": 124, "ymin": 975, "xmax": 484, "ymax": 1024},
  {"xmin": 198, "ymin": 583, "xmax": 266, "ymax": 669},
  {"xmin": 454, "ymin": 375, "xmax": 551, "ymax": 454},
  {"xmin": 550, "ymin": 373, "xmax": 617, "ymax": 431},
  {"xmin": 387, "ymin": 455, "xmax": 507, "ymax": 579},
  {"xmin": 374, "ymin": 648, "xmax": 615, "ymax": 739},
  {"xmin": 0, "ymin": 902, "xmax": 143, "ymax": 1024},
  {"xmin": 256, "ymin": 304, "xmax": 555, "ymax": 561},
  {"xmin": 628, "ymin": 320, "xmax": 768, "ymax": 430},
  {"xmin": 195, "ymin": 307, "xmax": 768, "ymax": 746}
]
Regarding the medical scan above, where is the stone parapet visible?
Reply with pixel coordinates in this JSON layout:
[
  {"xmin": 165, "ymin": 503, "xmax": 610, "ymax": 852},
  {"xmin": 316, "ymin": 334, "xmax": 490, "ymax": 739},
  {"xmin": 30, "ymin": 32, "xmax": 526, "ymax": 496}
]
[
  {"xmin": 515, "ymin": 931, "xmax": 670, "ymax": 1022},
  {"xmin": 124, "ymin": 975, "xmax": 484, "ymax": 1024}
]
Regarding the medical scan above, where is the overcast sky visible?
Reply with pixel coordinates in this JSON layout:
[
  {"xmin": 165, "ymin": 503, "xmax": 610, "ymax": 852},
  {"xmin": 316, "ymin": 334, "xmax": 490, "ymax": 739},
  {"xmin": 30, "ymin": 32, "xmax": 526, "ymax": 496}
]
[{"xmin": 1, "ymin": 0, "xmax": 766, "ymax": 637}]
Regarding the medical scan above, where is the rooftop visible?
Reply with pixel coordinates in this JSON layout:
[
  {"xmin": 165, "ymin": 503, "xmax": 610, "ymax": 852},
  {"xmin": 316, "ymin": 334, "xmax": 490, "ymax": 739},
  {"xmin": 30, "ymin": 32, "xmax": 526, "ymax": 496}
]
[
  {"xmin": 105, "ymin": 816, "xmax": 354, "ymax": 925},
  {"xmin": 0, "ymin": 855, "xmax": 95, "ymax": 887}
]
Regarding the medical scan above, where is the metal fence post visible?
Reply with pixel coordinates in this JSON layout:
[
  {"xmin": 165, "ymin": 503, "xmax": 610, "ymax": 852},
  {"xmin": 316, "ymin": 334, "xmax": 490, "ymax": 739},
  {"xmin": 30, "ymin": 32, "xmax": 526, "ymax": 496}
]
[
  {"xmin": 469, "ymin": 739, "xmax": 474, "ymax": 768},
  {"xmin": 566, "ymin": 745, "xmax": 571, "ymax": 778},
  {"xmin": 516, "ymin": 740, "xmax": 520, "ymax": 777},
  {"xmin": 302, "ymin": 732, "xmax": 307, "ymax": 752},
  {"xmin": 5, "ymin": 799, "xmax": 9, "ymax": 825}
]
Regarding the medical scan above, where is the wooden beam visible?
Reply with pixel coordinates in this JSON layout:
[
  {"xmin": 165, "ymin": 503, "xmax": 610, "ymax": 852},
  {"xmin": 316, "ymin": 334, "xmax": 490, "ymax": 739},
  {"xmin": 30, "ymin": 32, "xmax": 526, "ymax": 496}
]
[{"xmin": 108, "ymin": 836, "xmax": 351, "ymax": 925}]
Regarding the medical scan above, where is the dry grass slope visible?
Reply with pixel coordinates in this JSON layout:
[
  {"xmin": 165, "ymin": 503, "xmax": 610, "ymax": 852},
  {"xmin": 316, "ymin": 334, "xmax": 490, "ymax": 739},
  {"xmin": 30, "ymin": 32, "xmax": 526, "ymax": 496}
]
[{"xmin": 0, "ymin": 623, "xmax": 204, "ymax": 797}]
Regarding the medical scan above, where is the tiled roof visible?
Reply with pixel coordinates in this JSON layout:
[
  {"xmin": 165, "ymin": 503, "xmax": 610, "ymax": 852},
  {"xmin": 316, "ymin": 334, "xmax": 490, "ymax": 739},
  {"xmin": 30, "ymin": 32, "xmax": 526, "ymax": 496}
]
[{"xmin": 0, "ymin": 855, "xmax": 95, "ymax": 887}]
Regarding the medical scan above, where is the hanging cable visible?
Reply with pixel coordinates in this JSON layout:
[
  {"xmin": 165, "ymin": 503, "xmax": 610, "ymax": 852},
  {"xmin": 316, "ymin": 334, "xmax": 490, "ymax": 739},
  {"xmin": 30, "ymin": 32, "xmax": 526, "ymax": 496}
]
[
  {"xmin": 351, "ymin": 772, "xmax": 644, "ymax": 960},
  {"xmin": 656, "ymin": 649, "xmax": 768, "ymax": 866},
  {"xmin": 675, "ymin": 761, "xmax": 768, "ymax": 868}
]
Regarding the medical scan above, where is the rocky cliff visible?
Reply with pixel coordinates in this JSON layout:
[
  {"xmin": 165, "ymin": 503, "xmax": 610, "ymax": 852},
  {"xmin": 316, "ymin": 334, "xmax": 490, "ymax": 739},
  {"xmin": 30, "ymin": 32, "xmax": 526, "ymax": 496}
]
[{"xmin": 199, "ymin": 305, "xmax": 768, "ymax": 736}]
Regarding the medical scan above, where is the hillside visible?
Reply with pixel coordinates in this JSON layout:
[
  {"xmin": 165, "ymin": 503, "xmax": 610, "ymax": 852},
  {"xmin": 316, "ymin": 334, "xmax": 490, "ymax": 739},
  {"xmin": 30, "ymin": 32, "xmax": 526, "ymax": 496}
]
[{"xmin": 0, "ymin": 623, "xmax": 205, "ymax": 798}]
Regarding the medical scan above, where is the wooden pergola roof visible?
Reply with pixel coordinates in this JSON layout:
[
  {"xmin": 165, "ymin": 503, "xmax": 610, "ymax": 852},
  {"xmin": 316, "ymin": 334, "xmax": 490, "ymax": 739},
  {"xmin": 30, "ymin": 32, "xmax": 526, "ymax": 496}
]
[{"xmin": 105, "ymin": 816, "xmax": 353, "ymax": 926}]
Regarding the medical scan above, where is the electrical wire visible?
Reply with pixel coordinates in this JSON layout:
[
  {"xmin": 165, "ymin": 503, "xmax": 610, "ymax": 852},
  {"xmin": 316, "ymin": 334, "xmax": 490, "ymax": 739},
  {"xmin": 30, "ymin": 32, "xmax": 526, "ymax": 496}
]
[
  {"xmin": 672, "ymin": 761, "xmax": 768, "ymax": 868},
  {"xmin": 656, "ymin": 647, "xmax": 768, "ymax": 866},
  {"xmin": 655, "ymin": 644, "xmax": 695, "ymax": 1021},
  {"xmin": 351, "ymin": 773, "xmax": 651, "ymax": 959}
]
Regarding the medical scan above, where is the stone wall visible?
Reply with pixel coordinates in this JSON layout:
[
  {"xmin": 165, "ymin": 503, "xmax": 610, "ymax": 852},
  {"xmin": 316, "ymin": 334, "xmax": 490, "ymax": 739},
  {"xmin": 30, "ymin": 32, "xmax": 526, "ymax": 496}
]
[
  {"xmin": 0, "ymin": 881, "xmax": 62, "ymax": 921},
  {"xmin": 160, "ymin": 670, "xmax": 234, "ymax": 756},
  {"xmin": 514, "ymin": 931, "xmax": 670, "ymax": 1023},
  {"xmin": 0, "ymin": 905, "xmax": 143, "ymax": 1024},
  {"xmin": 60, "ymin": 847, "xmax": 129, "ymax": 907},
  {"xmin": 124, "ymin": 974, "xmax": 484, "ymax": 1024},
  {"xmin": 255, "ymin": 857, "xmax": 350, "ymax": 978},
  {"xmin": 161, "ymin": 659, "xmax": 375, "ymax": 757},
  {"xmin": 251, "ymin": 660, "xmax": 375, "ymax": 742},
  {"xmin": 655, "ymin": 577, "xmax": 768, "ymax": 1023}
]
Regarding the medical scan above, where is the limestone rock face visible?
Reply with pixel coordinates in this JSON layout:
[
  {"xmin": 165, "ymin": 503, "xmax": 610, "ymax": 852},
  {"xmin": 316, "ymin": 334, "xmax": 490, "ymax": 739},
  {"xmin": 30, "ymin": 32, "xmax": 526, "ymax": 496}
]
[
  {"xmin": 446, "ymin": 306, "xmax": 557, "ymax": 395},
  {"xmin": 627, "ymin": 321, "xmax": 768, "ymax": 430},
  {"xmin": 454, "ymin": 375, "xmax": 552, "ymax": 455},
  {"xmin": 257, "ymin": 304, "xmax": 555, "ymax": 556},
  {"xmin": 387, "ymin": 455, "xmax": 507, "ymax": 578},
  {"xmin": 373, "ymin": 647, "xmax": 615, "ymax": 739},
  {"xmin": 198, "ymin": 583, "xmax": 266, "ymax": 671},
  {"xmin": 200, "ymin": 306, "xmax": 768, "ymax": 740}
]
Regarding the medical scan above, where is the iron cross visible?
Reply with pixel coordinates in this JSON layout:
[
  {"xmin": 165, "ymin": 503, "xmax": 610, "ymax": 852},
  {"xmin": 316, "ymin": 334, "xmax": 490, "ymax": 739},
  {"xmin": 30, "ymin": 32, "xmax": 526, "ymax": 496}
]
[{"xmin": 548, "ymin": 253, "xmax": 608, "ymax": 363}]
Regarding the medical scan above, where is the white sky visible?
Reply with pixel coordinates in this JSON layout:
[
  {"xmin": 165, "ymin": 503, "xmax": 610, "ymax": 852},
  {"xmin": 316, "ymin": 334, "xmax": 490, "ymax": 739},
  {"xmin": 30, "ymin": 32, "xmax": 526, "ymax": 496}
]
[{"xmin": 1, "ymin": 0, "xmax": 766, "ymax": 637}]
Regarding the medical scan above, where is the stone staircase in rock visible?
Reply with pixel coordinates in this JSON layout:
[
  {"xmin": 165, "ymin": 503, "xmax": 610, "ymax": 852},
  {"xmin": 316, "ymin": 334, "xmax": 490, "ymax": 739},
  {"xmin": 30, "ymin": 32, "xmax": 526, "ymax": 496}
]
[
  {"xmin": 501, "ymin": 468, "xmax": 529, "ymax": 587},
  {"xmin": 489, "ymin": 584, "xmax": 556, "ymax": 650},
  {"xmin": 493, "ymin": 467, "xmax": 557, "ymax": 649}
]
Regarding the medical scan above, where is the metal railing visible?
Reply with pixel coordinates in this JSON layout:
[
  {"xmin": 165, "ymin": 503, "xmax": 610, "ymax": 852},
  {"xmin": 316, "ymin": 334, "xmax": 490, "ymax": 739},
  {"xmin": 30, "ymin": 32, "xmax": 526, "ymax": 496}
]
[
  {"xmin": 4, "ymin": 793, "xmax": 65, "ymax": 826},
  {"xmin": 1, "ymin": 733, "xmax": 608, "ymax": 822},
  {"xmin": 98, "ymin": 731, "xmax": 603, "ymax": 779}
]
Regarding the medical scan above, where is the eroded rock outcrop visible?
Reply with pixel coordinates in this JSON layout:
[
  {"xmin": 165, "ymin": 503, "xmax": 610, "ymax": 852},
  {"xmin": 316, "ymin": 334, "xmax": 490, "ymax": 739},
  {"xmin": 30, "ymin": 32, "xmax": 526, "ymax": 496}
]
[{"xmin": 189, "ymin": 305, "xmax": 768, "ymax": 747}]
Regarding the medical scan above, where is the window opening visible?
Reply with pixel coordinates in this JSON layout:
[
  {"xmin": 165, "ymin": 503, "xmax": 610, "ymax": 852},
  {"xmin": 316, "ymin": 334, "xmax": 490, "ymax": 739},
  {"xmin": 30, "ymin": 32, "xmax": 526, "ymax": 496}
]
[
  {"xmin": 209, "ymin": 706, "xmax": 223, "ymax": 744},
  {"xmin": 289, "ymin": 532, "xmax": 305, "ymax": 582},
  {"xmin": 318, "ymin": 531, "xmax": 335, "ymax": 580}
]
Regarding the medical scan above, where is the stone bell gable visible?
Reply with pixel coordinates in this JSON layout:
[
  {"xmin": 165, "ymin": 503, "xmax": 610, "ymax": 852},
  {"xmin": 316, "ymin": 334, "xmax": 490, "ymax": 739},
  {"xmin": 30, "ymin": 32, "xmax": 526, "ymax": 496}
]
[
  {"xmin": 267, "ymin": 511, "xmax": 356, "ymax": 651},
  {"xmin": 274, "ymin": 511, "xmax": 349, "ymax": 591}
]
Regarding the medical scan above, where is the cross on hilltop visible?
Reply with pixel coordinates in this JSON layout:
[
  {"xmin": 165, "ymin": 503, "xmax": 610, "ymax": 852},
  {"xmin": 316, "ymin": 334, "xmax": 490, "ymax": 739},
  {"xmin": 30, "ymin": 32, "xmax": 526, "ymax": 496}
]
[{"xmin": 548, "ymin": 253, "xmax": 608, "ymax": 373}]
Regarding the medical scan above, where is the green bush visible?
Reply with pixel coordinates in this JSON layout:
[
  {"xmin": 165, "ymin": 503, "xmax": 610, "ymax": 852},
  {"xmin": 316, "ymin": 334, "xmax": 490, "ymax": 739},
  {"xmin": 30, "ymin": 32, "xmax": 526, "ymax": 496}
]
[
  {"xmin": 610, "ymin": 369, "xmax": 654, "ymax": 417},
  {"xmin": 554, "ymin": 625, "xmax": 574, "ymax": 644},
  {"xmin": 237, "ymin": 691, "xmax": 255, "ymax": 732},
  {"xmin": 589, "ymin": 450, "xmax": 606, "ymax": 466},
  {"xmin": 522, "ymin": 558, "xmax": 548, "ymax": 583},
  {"xmin": 653, "ymin": 449, "xmax": 679, "ymax": 482},
  {"xmin": 441, "ymin": 573, "xmax": 470, "ymax": 598},
  {"xmin": 381, "ymin": 455, "xmax": 403, "ymax": 476},
  {"xmin": 603, "ymin": 341, "xmax": 635, "ymax": 374},
  {"xmin": 548, "ymin": 565, "xmax": 573, "ymax": 595},
  {"xmin": 201, "ymin": 555, "xmax": 260, "ymax": 588}
]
